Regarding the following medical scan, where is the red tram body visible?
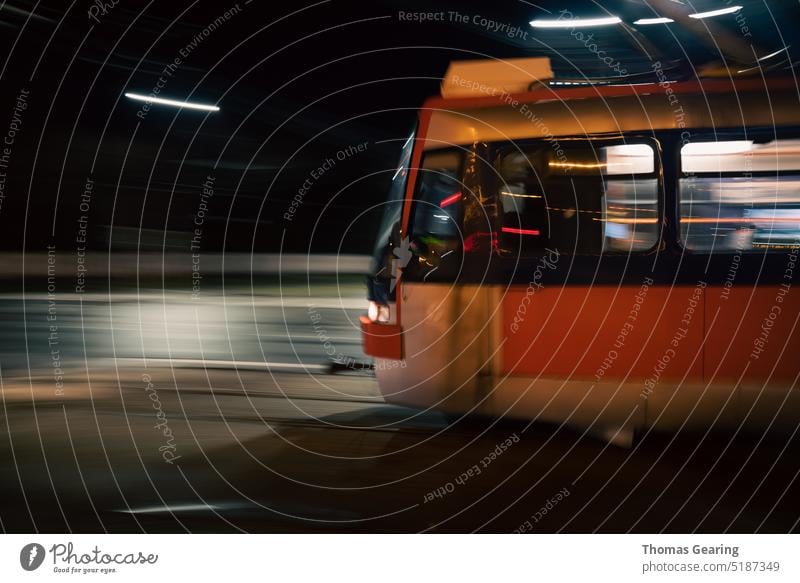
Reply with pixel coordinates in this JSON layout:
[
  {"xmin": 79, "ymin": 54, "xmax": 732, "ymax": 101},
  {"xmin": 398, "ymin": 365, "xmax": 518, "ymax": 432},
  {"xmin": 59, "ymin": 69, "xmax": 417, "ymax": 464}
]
[{"xmin": 363, "ymin": 61, "xmax": 800, "ymax": 440}]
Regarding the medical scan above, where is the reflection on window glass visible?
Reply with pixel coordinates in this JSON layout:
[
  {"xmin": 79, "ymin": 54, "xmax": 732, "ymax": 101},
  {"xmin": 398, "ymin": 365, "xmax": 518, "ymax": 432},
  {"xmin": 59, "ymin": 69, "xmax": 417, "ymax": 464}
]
[
  {"xmin": 604, "ymin": 144, "xmax": 655, "ymax": 174},
  {"xmin": 409, "ymin": 150, "xmax": 464, "ymax": 258},
  {"xmin": 603, "ymin": 179, "xmax": 659, "ymax": 251},
  {"xmin": 545, "ymin": 143, "xmax": 654, "ymax": 175},
  {"xmin": 682, "ymin": 139, "xmax": 800, "ymax": 173},
  {"xmin": 680, "ymin": 139, "xmax": 800, "ymax": 251},
  {"xmin": 495, "ymin": 142, "xmax": 659, "ymax": 255}
]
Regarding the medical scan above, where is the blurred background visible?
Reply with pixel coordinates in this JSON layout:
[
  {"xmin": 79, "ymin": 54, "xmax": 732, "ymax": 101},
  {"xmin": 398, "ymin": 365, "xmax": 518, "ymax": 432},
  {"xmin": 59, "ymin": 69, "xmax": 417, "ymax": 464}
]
[{"xmin": 0, "ymin": 0, "xmax": 799, "ymax": 533}]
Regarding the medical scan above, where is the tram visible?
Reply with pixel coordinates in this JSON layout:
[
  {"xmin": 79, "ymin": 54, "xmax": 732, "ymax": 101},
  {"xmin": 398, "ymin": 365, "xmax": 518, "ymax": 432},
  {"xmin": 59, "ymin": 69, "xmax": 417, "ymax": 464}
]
[{"xmin": 361, "ymin": 57, "xmax": 800, "ymax": 441}]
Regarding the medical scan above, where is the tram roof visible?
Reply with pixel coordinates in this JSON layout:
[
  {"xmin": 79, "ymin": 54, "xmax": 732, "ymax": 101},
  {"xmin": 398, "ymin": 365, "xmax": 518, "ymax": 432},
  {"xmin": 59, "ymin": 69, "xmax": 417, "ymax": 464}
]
[{"xmin": 421, "ymin": 77, "xmax": 800, "ymax": 149}]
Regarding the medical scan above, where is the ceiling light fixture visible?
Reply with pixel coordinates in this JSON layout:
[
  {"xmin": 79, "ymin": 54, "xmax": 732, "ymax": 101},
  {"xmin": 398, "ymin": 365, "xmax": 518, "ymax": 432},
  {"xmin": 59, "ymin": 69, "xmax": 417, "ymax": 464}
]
[
  {"xmin": 530, "ymin": 16, "xmax": 621, "ymax": 29},
  {"xmin": 688, "ymin": 6, "xmax": 742, "ymax": 19},
  {"xmin": 633, "ymin": 17, "xmax": 674, "ymax": 25},
  {"xmin": 124, "ymin": 92, "xmax": 220, "ymax": 112}
]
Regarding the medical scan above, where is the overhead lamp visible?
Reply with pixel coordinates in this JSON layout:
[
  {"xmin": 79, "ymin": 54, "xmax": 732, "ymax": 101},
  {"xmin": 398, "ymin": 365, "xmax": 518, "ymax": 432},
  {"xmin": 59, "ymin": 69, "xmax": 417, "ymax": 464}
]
[
  {"xmin": 688, "ymin": 6, "xmax": 742, "ymax": 19},
  {"xmin": 124, "ymin": 92, "xmax": 220, "ymax": 112},
  {"xmin": 757, "ymin": 47, "xmax": 790, "ymax": 62},
  {"xmin": 633, "ymin": 17, "xmax": 674, "ymax": 25},
  {"xmin": 530, "ymin": 16, "xmax": 621, "ymax": 29}
]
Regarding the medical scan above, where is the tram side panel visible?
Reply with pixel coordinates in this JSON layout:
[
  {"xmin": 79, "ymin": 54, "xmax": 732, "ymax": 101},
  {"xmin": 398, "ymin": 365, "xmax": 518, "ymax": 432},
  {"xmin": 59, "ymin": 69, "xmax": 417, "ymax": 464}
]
[
  {"xmin": 498, "ymin": 284, "xmax": 705, "ymax": 431},
  {"xmin": 704, "ymin": 285, "xmax": 800, "ymax": 432},
  {"xmin": 374, "ymin": 282, "xmax": 493, "ymax": 415}
]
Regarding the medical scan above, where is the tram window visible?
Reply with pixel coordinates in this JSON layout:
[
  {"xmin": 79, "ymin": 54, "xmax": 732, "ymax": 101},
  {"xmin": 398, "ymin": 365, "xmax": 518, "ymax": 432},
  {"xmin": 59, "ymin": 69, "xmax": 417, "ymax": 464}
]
[
  {"xmin": 680, "ymin": 139, "xmax": 800, "ymax": 251},
  {"xmin": 409, "ymin": 150, "xmax": 464, "ymax": 257},
  {"xmin": 495, "ymin": 142, "xmax": 659, "ymax": 255}
]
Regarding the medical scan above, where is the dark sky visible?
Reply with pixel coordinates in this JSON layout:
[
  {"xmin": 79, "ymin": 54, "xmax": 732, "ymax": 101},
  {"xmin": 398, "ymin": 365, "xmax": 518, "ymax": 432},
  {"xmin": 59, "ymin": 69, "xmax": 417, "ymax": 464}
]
[{"xmin": 0, "ymin": 0, "xmax": 797, "ymax": 253}]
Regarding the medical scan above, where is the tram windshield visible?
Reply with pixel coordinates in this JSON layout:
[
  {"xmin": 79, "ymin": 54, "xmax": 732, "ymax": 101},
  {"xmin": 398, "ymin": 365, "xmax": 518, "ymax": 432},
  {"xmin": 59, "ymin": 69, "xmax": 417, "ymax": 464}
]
[{"xmin": 368, "ymin": 132, "xmax": 415, "ymax": 304}]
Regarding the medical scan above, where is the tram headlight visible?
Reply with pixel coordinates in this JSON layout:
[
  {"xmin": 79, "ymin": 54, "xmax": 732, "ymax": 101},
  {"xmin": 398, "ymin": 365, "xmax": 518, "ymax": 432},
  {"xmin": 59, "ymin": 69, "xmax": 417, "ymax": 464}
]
[{"xmin": 367, "ymin": 301, "xmax": 390, "ymax": 323}]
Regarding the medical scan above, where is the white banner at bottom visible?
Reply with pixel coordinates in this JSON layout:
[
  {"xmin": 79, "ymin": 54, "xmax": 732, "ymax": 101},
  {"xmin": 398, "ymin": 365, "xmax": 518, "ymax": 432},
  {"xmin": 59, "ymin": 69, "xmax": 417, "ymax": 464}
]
[{"xmin": 0, "ymin": 534, "xmax": 796, "ymax": 582}]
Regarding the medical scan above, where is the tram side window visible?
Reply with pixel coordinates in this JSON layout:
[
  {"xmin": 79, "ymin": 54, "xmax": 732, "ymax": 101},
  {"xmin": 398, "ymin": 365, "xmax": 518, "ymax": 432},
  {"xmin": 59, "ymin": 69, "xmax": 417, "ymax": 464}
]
[
  {"xmin": 680, "ymin": 139, "xmax": 800, "ymax": 251},
  {"xmin": 409, "ymin": 150, "xmax": 464, "ymax": 257},
  {"xmin": 494, "ymin": 142, "xmax": 659, "ymax": 255}
]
